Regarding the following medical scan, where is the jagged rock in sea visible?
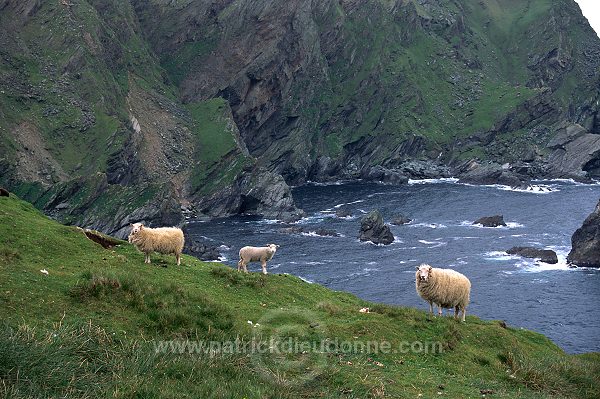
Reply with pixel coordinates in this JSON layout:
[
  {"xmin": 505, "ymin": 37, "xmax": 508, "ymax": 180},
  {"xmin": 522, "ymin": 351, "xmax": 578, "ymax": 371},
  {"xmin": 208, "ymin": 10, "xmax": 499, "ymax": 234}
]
[
  {"xmin": 474, "ymin": 215, "xmax": 507, "ymax": 227},
  {"xmin": 568, "ymin": 199, "xmax": 600, "ymax": 268},
  {"xmin": 506, "ymin": 246, "xmax": 558, "ymax": 264},
  {"xmin": 359, "ymin": 210, "xmax": 394, "ymax": 245},
  {"xmin": 391, "ymin": 214, "xmax": 412, "ymax": 225}
]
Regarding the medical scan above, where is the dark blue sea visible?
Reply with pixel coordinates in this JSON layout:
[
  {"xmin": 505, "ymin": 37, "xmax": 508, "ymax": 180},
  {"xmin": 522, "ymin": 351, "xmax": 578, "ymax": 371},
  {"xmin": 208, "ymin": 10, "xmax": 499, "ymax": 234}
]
[{"xmin": 187, "ymin": 179, "xmax": 600, "ymax": 354}]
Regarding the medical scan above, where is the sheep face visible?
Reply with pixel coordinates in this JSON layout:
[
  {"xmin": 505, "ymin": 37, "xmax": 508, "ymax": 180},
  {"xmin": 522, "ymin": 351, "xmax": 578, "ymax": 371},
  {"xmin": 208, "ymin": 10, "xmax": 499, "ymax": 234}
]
[
  {"xmin": 416, "ymin": 264, "xmax": 433, "ymax": 282},
  {"xmin": 130, "ymin": 223, "xmax": 144, "ymax": 235}
]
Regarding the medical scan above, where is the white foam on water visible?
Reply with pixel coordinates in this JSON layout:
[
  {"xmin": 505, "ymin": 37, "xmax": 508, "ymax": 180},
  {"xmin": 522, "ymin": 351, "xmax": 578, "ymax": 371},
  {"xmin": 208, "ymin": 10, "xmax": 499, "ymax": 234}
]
[
  {"xmin": 332, "ymin": 199, "xmax": 365, "ymax": 209},
  {"xmin": 468, "ymin": 221, "xmax": 524, "ymax": 229},
  {"xmin": 408, "ymin": 222, "xmax": 447, "ymax": 229},
  {"xmin": 459, "ymin": 182, "xmax": 556, "ymax": 194},
  {"xmin": 295, "ymin": 213, "xmax": 335, "ymax": 225},
  {"xmin": 408, "ymin": 178, "xmax": 459, "ymax": 185},
  {"xmin": 535, "ymin": 178, "xmax": 600, "ymax": 186},
  {"xmin": 255, "ymin": 219, "xmax": 281, "ymax": 225},
  {"xmin": 300, "ymin": 231, "xmax": 337, "ymax": 238},
  {"xmin": 485, "ymin": 251, "xmax": 520, "ymax": 261}
]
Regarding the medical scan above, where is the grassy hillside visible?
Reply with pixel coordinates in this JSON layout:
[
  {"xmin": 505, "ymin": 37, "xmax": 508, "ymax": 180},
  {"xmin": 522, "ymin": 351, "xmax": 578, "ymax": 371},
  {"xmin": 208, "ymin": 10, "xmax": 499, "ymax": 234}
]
[{"xmin": 1, "ymin": 194, "xmax": 599, "ymax": 398}]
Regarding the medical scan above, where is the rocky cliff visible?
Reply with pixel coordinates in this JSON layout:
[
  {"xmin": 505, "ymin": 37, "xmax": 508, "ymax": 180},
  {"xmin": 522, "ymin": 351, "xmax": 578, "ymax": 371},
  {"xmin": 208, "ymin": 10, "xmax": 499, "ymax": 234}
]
[{"xmin": 1, "ymin": 0, "xmax": 599, "ymax": 235}]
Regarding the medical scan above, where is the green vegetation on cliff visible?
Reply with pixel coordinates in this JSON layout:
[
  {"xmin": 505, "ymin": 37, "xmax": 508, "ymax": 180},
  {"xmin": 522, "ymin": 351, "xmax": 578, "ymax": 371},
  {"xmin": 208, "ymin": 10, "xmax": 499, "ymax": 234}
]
[{"xmin": 1, "ymin": 194, "xmax": 599, "ymax": 398}]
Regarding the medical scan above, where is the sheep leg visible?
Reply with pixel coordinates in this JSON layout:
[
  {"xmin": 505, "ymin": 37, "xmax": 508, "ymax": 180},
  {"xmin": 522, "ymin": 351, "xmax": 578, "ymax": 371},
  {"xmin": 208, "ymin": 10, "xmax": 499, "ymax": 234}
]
[
  {"xmin": 428, "ymin": 301, "xmax": 434, "ymax": 315},
  {"xmin": 241, "ymin": 260, "xmax": 249, "ymax": 273},
  {"xmin": 261, "ymin": 260, "xmax": 268, "ymax": 275},
  {"xmin": 437, "ymin": 305, "xmax": 442, "ymax": 317},
  {"xmin": 237, "ymin": 259, "xmax": 243, "ymax": 272},
  {"xmin": 145, "ymin": 253, "xmax": 151, "ymax": 264},
  {"xmin": 176, "ymin": 253, "xmax": 181, "ymax": 266},
  {"xmin": 454, "ymin": 306, "xmax": 459, "ymax": 320},
  {"xmin": 461, "ymin": 308, "xmax": 467, "ymax": 322}
]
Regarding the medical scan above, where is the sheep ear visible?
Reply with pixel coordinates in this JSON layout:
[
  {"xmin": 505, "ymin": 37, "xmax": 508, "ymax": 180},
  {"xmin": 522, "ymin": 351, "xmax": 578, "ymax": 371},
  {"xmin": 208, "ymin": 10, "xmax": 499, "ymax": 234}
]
[
  {"xmin": 428, "ymin": 266, "xmax": 433, "ymax": 271},
  {"xmin": 415, "ymin": 266, "xmax": 420, "ymax": 271}
]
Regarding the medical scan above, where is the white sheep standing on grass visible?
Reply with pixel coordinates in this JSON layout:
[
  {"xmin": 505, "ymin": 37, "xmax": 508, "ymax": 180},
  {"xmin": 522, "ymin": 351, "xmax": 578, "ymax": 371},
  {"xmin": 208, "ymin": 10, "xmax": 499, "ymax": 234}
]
[
  {"xmin": 128, "ymin": 223, "xmax": 185, "ymax": 266},
  {"xmin": 415, "ymin": 264, "xmax": 471, "ymax": 322},
  {"xmin": 238, "ymin": 244, "xmax": 279, "ymax": 274}
]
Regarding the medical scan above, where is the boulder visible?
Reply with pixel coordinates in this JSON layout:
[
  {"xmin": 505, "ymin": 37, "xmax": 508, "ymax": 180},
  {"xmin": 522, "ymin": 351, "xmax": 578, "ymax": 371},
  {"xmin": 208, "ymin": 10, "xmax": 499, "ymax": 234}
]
[
  {"xmin": 360, "ymin": 166, "xmax": 409, "ymax": 185},
  {"xmin": 0, "ymin": 187, "xmax": 9, "ymax": 197},
  {"xmin": 474, "ymin": 215, "xmax": 506, "ymax": 227},
  {"xmin": 400, "ymin": 160, "xmax": 451, "ymax": 179},
  {"xmin": 359, "ymin": 210, "xmax": 394, "ymax": 245},
  {"xmin": 568, "ymin": 199, "xmax": 600, "ymax": 267},
  {"xmin": 458, "ymin": 162, "xmax": 529, "ymax": 187},
  {"xmin": 391, "ymin": 214, "xmax": 412, "ymax": 225},
  {"xmin": 183, "ymin": 239, "xmax": 222, "ymax": 261},
  {"xmin": 335, "ymin": 209, "xmax": 353, "ymax": 218},
  {"xmin": 506, "ymin": 246, "xmax": 558, "ymax": 264}
]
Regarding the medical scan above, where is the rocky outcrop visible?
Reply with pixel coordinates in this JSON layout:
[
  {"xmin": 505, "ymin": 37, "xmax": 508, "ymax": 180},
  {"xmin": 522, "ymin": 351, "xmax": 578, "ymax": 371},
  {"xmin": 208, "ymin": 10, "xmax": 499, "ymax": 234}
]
[
  {"xmin": 1, "ymin": 0, "xmax": 599, "ymax": 234},
  {"xmin": 391, "ymin": 214, "xmax": 412, "ymax": 226},
  {"xmin": 359, "ymin": 210, "xmax": 394, "ymax": 245},
  {"xmin": 400, "ymin": 161, "xmax": 452, "ymax": 180},
  {"xmin": 0, "ymin": 188, "xmax": 9, "ymax": 197},
  {"xmin": 360, "ymin": 166, "xmax": 409, "ymax": 185},
  {"xmin": 506, "ymin": 247, "xmax": 558, "ymax": 264},
  {"xmin": 474, "ymin": 215, "xmax": 506, "ymax": 227},
  {"xmin": 335, "ymin": 209, "xmax": 353, "ymax": 218},
  {"xmin": 458, "ymin": 162, "xmax": 529, "ymax": 187},
  {"xmin": 183, "ymin": 239, "xmax": 222, "ymax": 262},
  {"xmin": 196, "ymin": 166, "xmax": 305, "ymax": 222},
  {"xmin": 544, "ymin": 123, "xmax": 600, "ymax": 181},
  {"xmin": 568, "ymin": 199, "xmax": 600, "ymax": 268}
]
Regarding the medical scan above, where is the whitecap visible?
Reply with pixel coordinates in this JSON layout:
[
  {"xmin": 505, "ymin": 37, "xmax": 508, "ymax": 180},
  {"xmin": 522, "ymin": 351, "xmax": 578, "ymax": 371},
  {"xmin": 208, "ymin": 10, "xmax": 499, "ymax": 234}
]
[
  {"xmin": 408, "ymin": 222, "xmax": 447, "ymax": 229},
  {"xmin": 408, "ymin": 178, "xmax": 459, "ymax": 185},
  {"xmin": 418, "ymin": 239, "xmax": 447, "ymax": 248},
  {"xmin": 333, "ymin": 199, "xmax": 365, "ymax": 209},
  {"xmin": 484, "ymin": 251, "xmax": 520, "ymax": 261},
  {"xmin": 255, "ymin": 219, "xmax": 281, "ymax": 225}
]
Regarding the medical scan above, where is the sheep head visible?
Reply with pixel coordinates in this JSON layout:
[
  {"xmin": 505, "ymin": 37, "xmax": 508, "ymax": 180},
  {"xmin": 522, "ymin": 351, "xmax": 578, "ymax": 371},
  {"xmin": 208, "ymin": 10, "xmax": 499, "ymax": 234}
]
[
  {"xmin": 130, "ymin": 223, "xmax": 144, "ymax": 235},
  {"xmin": 416, "ymin": 264, "xmax": 433, "ymax": 282},
  {"xmin": 266, "ymin": 243, "xmax": 279, "ymax": 254}
]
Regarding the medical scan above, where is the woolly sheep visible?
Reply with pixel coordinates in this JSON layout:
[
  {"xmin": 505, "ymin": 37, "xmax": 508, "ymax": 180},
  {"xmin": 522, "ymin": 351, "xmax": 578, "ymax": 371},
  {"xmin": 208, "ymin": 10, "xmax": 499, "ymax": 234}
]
[
  {"xmin": 415, "ymin": 264, "xmax": 471, "ymax": 322},
  {"xmin": 128, "ymin": 223, "xmax": 185, "ymax": 266},
  {"xmin": 238, "ymin": 244, "xmax": 279, "ymax": 274}
]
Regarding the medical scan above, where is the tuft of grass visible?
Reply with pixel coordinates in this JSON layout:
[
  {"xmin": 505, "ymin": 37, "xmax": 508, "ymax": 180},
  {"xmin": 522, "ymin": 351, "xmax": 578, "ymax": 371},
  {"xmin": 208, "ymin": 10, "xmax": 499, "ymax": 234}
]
[{"xmin": 316, "ymin": 301, "xmax": 343, "ymax": 316}]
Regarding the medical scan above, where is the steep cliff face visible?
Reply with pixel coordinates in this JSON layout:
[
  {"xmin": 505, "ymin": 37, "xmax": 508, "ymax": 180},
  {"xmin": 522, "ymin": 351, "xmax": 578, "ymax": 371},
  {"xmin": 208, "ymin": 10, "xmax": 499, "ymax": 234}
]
[
  {"xmin": 1, "ymin": 0, "xmax": 599, "ymax": 235},
  {"xmin": 0, "ymin": 0, "xmax": 301, "ymax": 236},
  {"xmin": 135, "ymin": 0, "xmax": 600, "ymax": 182}
]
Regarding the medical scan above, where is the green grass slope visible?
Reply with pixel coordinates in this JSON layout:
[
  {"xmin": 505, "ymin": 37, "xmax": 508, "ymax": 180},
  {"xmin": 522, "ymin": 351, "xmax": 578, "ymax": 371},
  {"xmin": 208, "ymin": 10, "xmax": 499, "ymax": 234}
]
[{"xmin": 1, "ymin": 194, "xmax": 599, "ymax": 398}]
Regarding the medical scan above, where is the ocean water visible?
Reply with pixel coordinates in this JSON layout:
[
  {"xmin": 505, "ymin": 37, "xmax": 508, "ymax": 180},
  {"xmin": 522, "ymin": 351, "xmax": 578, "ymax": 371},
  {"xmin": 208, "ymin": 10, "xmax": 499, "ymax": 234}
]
[{"xmin": 186, "ymin": 179, "xmax": 600, "ymax": 353}]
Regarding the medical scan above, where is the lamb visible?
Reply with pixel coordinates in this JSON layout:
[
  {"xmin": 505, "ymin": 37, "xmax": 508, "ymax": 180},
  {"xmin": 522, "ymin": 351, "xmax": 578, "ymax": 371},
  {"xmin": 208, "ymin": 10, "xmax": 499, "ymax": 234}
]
[
  {"xmin": 415, "ymin": 264, "xmax": 471, "ymax": 322},
  {"xmin": 238, "ymin": 244, "xmax": 279, "ymax": 274},
  {"xmin": 128, "ymin": 223, "xmax": 185, "ymax": 266}
]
